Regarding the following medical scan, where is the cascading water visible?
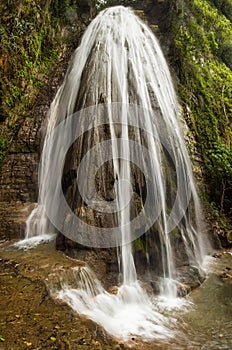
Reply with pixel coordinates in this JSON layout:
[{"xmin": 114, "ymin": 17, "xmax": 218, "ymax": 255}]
[
  {"xmin": 14, "ymin": 105, "xmax": 57, "ymax": 249},
  {"xmin": 22, "ymin": 6, "xmax": 208, "ymax": 341}
]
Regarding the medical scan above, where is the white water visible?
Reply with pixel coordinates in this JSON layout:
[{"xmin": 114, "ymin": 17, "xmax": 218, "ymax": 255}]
[
  {"xmin": 13, "ymin": 103, "xmax": 58, "ymax": 249},
  {"xmin": 23, "ymin": 6, "xmax": 207, "ymax": 341},
  {"xmin": 54, "ymin": 266, "xmax": 191, "ymax": 341}
]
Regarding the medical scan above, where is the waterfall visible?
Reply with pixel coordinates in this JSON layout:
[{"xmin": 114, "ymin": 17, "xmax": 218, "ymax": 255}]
[{"xmin": 22, "ymin": 6, "xmax": 207, "ymax": 340}]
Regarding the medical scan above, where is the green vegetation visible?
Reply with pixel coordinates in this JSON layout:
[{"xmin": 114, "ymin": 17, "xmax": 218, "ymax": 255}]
[
  {"xmin": 0, "ymin": 0, "xmax": 87, "ymax": 162},
  {"xmin": 0, "ymin": 1, "xmax": 58, "ymax": 123},
  {"xmin": 207, "ymin": 142, "xmax": 232, "ymax": 212},
  {"xmin": 169, "ymin": 0, "xmax": 232, "ymax": 219}
]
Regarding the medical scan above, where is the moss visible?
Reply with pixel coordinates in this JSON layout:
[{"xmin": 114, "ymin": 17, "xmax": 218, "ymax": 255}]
[
  {"xmin": 169, "ymin": 0, "xmax": 232, "ymax": 219},
  {"xmin": 133, "ymin": 237, "xmax": 146, "ymax": 252},
  {"xmin": 0, "ymin": 0, "xmax": 88, "ymax": 165}
]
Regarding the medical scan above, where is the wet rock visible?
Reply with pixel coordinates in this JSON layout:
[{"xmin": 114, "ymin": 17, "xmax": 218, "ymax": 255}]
[
  {"xmin": 212, "ymin": 252, "xmax": 222, "ymax": 259},
  {"xmin": 0, "ymin": 202, "xmax": 36, "ymax": 241},
  {"xmin": 113, "ymin": 344, "xmax": 126, "ymax": 350},
  {"xmin": 107, "ymin": 286, "xmax": 119, "ymax": 295},
  {"xmin": 219, "ymin": 272, "xmax": 232, "ymax": 280},
  {"xmin": 140, "ymin": 281, "xmax": 154, "ymax": 295},
  {"xmin": 208, "ymin": 228, "xmax": 223, "ymax": 249},
  {"xmin": 177, "ymin": 283, "xmax": 191, "ymax": 297},
  {"xmin": 176, "ymin": 266, "xmax": 206, "ymax": 290},
  {"xmin": 150, "ymin": 278, "xmax": 161, "ymax": 294},
  {"xmin": 227, "ymin": 230, "xmax": 232, "ymax": 244}
]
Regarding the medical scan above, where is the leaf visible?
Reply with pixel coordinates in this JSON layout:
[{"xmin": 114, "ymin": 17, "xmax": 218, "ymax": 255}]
[
  {"xmin": 0, "ymin": 335, "xmax": 5, "ymax": 342},
  {"xmin": 23, "ymin": 341, "xmax": 32, "ymax": 346}
]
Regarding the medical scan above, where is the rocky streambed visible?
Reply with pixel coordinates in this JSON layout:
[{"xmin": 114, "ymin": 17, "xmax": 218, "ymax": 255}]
[
  {"xmin": 0, "ymin": 240, "xmax": 122, "ymax": 350},
  {"xmin": 0, "ymin": 239, "xmax": 231, "ymax": 350}
]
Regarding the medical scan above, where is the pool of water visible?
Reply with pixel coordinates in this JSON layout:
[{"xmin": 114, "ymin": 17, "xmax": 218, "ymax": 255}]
[
  {"xmin": 137, "ymin": 252, "xmax": 232, "ymax": 350},
  {"xmin": 179, "ymin": 254, "xmax": 232, "ymax": 350}
]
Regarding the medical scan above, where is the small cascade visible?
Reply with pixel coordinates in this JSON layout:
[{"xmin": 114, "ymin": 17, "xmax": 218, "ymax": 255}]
[
  {"xmin": 48, "ymin": 265, "xmax": 184, "ymax": 341},
  {"xmin": 24, "ymin": 89, "xmax": 59, "ymax": 239},
  {"xmin": 46, "ymin": 265, "xmax": 103, "ymax": 296},
  {"xmin": 14, "ymin": 86, "xmax": 60, "ymax": 249},
  {"xmin": 57, "ymin": 283, "xmax": 179, "ymax": 341},
  {"xmin": 23, "ymin": 6, "xmax": 207, "ymax": 340}
]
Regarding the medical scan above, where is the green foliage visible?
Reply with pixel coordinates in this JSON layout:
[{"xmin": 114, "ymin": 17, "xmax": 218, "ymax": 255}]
[
  {"xmin": 133, "ymin": 237, "xmax": 146, "ymax": 252},
  {"xmin": 0, "ymin": 0, "xmax": 60, "ymax": 115},
  {"xmin": 170, "ymin": 0, "xmax": 232, "ymax": 215},
  {"xmin": 207, "ymin": 142, "xmax": 232, "ymax": 181},
  {"xmin": 0, "ymin": 0, "xmax": 90, "ymax": 169},
  {"xmin": 0, "ymin": 0, "xmax": 69, "ymax": 165},
  {"xmin": 207, "ymin": 142, "xmax": 232, "ymax": 211}
]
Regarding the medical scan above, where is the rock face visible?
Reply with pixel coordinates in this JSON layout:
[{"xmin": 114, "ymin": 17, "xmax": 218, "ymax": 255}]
[
  {"xmin": 0, "ymin": 1, "xmax": 92, "ymax": 242},
  {"xmin": 0, "ymin": 127, "xmax": 39, "ymax": 241},
  {"xmin": 0, "ymin": 202, "xmax": 36, "ymax": 242},
  {"xmin": 0, "ymin": 153, "xmax": 38, "ymax": 203},
  {"xmin": 0, "ymin": 58, "xmax": 76, "ymax": 241}
]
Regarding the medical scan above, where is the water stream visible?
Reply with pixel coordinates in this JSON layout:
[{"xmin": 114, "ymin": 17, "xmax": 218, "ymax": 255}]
[{"xmin": 18, "ymin": 6, "xmax": 210, "ymax": 342}]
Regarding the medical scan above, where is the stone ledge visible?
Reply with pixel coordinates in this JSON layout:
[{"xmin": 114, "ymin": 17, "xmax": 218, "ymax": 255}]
[{"xmin": 0, "ymin": 202, "xmax": 36, "ymax": 241}]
